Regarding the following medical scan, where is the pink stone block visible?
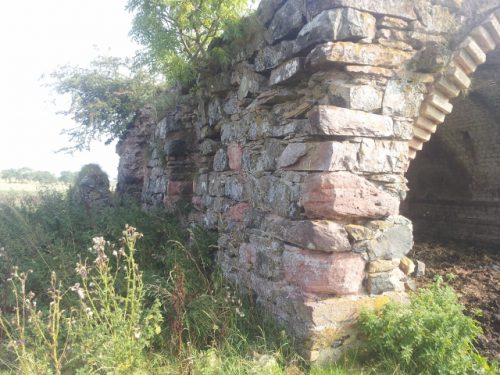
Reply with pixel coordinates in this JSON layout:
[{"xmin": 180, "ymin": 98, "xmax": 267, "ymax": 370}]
[
  {"xmin": 191, "ymin": 196, "xmax": 204, "ymax": 210},
  {"xmin": 227, "ymin": 202, "xmax": 250, "ymax": 222},
  {"xmin": 167, "ymin": 180, "xmax": 192, "ymax": 196},
  {"xmin": 283, "ymin": 245, "xmax": 366, "ymax": 295},
  {"xmin": 227, "ymin": 143, "xmax": 243, "ymax": 170},
  {"xmin": 302, "ymin": 172, "xmax": 399, "ymax": 219}
]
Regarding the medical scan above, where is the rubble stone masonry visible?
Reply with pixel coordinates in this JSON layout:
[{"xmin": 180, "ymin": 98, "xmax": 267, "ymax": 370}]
[{"xmin": 117, "ymin": 0, "xmax": 500, "ymax": 361}]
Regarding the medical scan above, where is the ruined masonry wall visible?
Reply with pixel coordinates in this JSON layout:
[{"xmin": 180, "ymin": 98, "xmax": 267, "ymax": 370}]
[{"xmin": 117, "ymin": 0, "xmax": 500, "ymax": 361}]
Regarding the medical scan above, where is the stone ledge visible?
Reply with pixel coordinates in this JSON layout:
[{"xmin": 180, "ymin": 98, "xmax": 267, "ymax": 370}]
[
  {"xmin": 308, "ymin": 105, "xmax": 394, "ymax": 137},
  {"xmin": 307, "ymin": 42, "xmax": 414, "ymax": 69}
]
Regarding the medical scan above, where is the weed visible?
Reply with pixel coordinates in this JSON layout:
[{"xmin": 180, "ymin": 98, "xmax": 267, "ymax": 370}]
[{"xmin": 358, "ymin": 276, "xmax": 496, "ymax": 375}]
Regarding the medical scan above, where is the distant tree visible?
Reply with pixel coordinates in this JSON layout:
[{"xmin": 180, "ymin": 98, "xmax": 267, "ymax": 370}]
[
  {"xmin": 1, "ymin": 169, "xmax": 19, "ymax": 182},
  {"xmin": 49, "ymin": 56, "xmax": 165, "ymax": 152},
  {"xmin": 59, "ymin": 171, "xmax": 78, "ymax": 184},
  {"xmin": 31, "ymin": 171, "xmax": 57, "ymax": 184},
  {"xmin": 18, "ymin": 167, "xmax": 34, "ymax": 181},
  {"xmin": 1, "ymin": 168, "xmax": 57, "ymax": 183},
  {"xmin": 127, "ymin": 0, "xmax": 250, "ymax": 85}
]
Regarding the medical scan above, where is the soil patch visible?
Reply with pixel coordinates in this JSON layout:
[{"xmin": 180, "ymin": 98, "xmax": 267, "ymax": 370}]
[{"xmin": 410, "ymin": 240, "xmax": 500, "ymax": 361}]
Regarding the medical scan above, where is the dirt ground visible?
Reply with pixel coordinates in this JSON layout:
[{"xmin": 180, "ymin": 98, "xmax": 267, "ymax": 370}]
[{"xmin": 409, "ymin": 239, "xmax": 500, "ymax": 361}]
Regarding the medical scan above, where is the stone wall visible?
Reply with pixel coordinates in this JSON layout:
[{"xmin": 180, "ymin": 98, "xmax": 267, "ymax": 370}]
[{"xmin": 116, "ymin": 0, "xmax": 500, "ymax": 361}]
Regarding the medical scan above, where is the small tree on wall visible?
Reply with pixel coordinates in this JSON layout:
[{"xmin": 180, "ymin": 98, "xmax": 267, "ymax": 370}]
[
  {"xmin": 49, "ymin": 56, "xmax": 166, "ymax": 152},
  {"xmin": 127, "ymin": 0, "xmax": 250, "ymax": 85}
]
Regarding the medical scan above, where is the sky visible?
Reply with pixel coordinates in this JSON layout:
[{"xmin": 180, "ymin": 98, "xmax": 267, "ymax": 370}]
[{"xmin": 0, "ymin": 1, "xmax": 139, "ymax": 179}]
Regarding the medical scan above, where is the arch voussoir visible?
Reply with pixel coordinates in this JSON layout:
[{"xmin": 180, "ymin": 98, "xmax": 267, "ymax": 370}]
[{"xmin": 409, "ymin": 10, "xmax": 500, "ymax": 161}]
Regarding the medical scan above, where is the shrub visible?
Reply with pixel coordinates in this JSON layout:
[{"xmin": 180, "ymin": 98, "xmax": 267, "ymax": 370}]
[
  {"xmin": 49, "ymin": 56, "xmax": 167, "ymax": 152},
  {"xmin": 358, "ymin": 277, "xmax": 496, "ymax": 375}
]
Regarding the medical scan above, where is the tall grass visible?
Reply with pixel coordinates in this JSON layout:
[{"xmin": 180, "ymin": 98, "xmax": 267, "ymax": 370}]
[{"xmin": 0, "ymin": 189, "xmax": 301, "ymax": 374}]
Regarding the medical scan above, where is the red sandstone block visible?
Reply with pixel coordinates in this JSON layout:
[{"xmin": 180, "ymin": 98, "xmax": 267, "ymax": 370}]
[
  {"xmin": 227, "ymin": 143, "xmax": 243, "ymax": 170},
  {"xmin": 301, "ymin": 172, "xmax": 399, "ymax": 219},
  {"xmin": 191, "ymin": 196, "xmax": 204, "ymax": 210},
  {"xmin": 283, "ymin": 245, "xmax": 365, "ymax": 295},
  {"xmin": 167, "ymin": 180, "xmax": 193, "ymax": 196},
  {"xmin": 227, "ymin": 202, "xmax": 250, "ymax": 222}
]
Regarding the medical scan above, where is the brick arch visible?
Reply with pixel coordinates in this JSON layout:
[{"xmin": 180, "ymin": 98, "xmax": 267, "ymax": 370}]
[{"xmin": 408, "ymin": 9, "xmax": 500, "ymax": 160}]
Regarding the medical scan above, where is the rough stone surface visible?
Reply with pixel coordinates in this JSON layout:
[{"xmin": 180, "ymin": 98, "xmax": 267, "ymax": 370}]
[
  {"xmin": 283, "ymin": 246, "xmax": 366, "ymax": 294},
  {"xmin": 278, "ymin": 143, "xmax": 308, "ymax": 168},
  {"xmin": 308, "ymin": 105, "xmax": 393, "ymax": 137},
  {"xmin": 267, "ymin": 0, "xmax": 305, "ymax": 43},
  {"xmin": 270, "ymin": 58, "xmax": 305, "ymax": 85},
  {"xmin": 399, "ymin": 256, "xmax": 416, "ymax": 275},
  {"xmin": 227, "ymin": 143, "xmax": 243, "ymax": 171},
  {"xmin": 255, "ymin": 41, "xmax": 295, "ymax": 72},
  {"xmin": 345, "ymin": 224, "xmax": 376, "ymax": 241},
  {"xmin": 305, "ymin": 0, "xmax": 418, "ymax": 21},
  {"xmin": 307, "ymin": 42, "xmax": 414, "ymax": 69},
  {"xmin": 354, "ymin": 216, "xmax": 414, "ymax": 260},
  {"xmin": 284, "ymin": 220, "xmax": 351, "ymax": 252},
  {"xmin": 257, "ymin": 0, "xmax": 287, "ymax": 26},
  {"xmin": 368, "ymin": 259, "xmax": 400, "ymax": 273},
  {"xmin": 294, "ymin": 8, "xmax": 376, "ymax": 54},
  {"xmin": 368, "ymin": 268, "xmax": 406, "ymax": 295},
  {"xmin": 382, "ymin": 80, "xmax": 426, "ymax": 117},
  {"xmin": 415, "ymin": 260, "xmax": 426, "ymax": 277},
  {"xmin": 329, "ymin": 85, "xmax": 383, "ymax": 112},
  {"xmin": 72, "ymin": 165, "xmax": 111, "ymax": 208},
  {"xmin": 302, "ymin": 172, "xmax": 400, "ymax": 219},
  {"xmin": 116, "ymin": 107, "xmax": 156, "ymax": 197},
  {"xmin": 213, "ymin": 149, "xmax": 229, "ymax": 172}
]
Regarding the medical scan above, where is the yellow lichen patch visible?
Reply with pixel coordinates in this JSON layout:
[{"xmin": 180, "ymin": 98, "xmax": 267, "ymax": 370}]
[{"xmin": 373, "ymin": 295, "xmax": 391, "ymax": 311}]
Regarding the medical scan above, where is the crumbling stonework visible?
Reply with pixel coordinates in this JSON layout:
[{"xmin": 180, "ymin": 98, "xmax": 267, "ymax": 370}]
[
  {"xmin": 72, "ymin": 164, "xmax": 111, "ymax": 208},
  {"xmin": 116, "ymin": 107, "xmax": 157, "ymax": 199},
  {"xmin": 116, "ymin": 0, "xmax": 500, "ymax": 361}
]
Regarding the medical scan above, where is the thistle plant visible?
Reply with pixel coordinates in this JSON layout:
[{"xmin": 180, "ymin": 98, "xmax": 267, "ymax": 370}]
[
  {"xmin": 69, "ymin": 225, "xmax": 163, "ymax": 374},
  {"xmin": 0, "ymin": 225, "xmax": 163, "ymax": 374},
  {"xmin": 0, "ymin": 269, "xmax": 68, "ymax": 375}
]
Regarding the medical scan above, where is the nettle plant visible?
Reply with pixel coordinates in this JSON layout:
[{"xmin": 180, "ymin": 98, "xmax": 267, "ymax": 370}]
[{"xmin": 0, "ymin": 225, "xmax": 162, "ymax": 375}]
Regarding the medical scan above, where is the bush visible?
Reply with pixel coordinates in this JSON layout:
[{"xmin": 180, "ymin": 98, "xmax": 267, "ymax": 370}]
[{"xmin": 358, "ymin": 277, "xmax": 496, "ymax": 375}]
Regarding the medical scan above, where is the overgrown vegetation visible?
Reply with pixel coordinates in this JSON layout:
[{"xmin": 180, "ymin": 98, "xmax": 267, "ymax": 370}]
[{"xmin": 0, "ymin": 188, "xmax": 300, "ymax": 374}]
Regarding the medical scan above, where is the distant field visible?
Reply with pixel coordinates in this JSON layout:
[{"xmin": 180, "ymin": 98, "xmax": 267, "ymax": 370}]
[{"xmin": 0, "ymin": 180, "xmax": 68, "ymax": 203}]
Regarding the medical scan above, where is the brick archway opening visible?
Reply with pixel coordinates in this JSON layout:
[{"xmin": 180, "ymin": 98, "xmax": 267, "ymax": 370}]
[{"xmin": 403, "ymin": 47, "xmax": 500, "ymax": 244}]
